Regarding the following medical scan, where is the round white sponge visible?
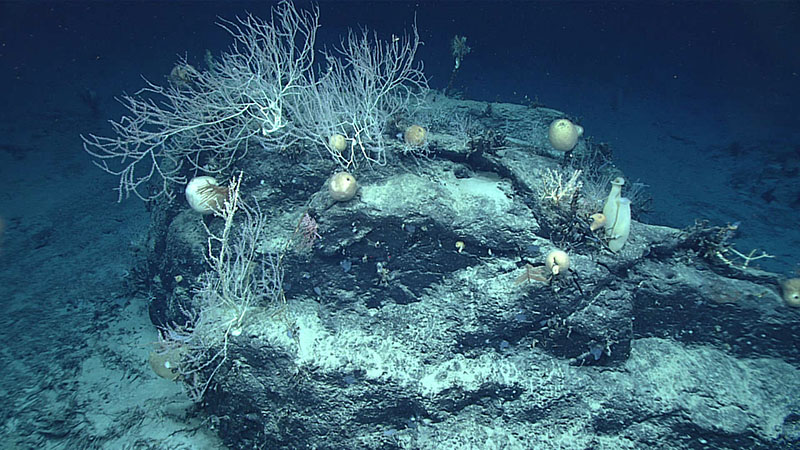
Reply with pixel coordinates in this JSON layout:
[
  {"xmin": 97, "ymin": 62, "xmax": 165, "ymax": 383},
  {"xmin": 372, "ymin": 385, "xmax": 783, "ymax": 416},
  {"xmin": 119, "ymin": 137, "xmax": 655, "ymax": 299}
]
[
  {"xmin": 328, "ymin": 172, "xmax": 358, "ymax": 202},
  {"xmin": 548, "ymin": 118, "xmax": 584, "ymax": 152}
]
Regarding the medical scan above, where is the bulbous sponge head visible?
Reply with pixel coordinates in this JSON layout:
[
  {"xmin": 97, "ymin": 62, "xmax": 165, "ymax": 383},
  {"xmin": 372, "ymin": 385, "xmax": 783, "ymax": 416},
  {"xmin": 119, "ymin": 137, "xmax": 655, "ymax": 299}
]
[
  {"xmin": 149, "ymin": 347, "xmax": 184, "ymax": 381},
  {"xmin": 589, "ymin": 213, "xmax": 606, "ymax": 232},
  {"xmin": 545, "ymin": 249, "xmax": 570, "ymax": 276},
  {"xmin": 328, "ymin": 172, "xmax": 358, "ymax": 202},
  {"xmin": 328, "ymin": 134, "xmax": 348, "ymax": 153},
  {"xmin": 780, "ymin": 278, "xmax": 800, "ymax": 307},
  {"xmin": 404, "ymin": 125, "xmax": 427, "ymax": 147},
  {"xmin": 548, "ymin": 118, "xmax": 584, "ymax": 152},
  {"xmin": 185, "ymin": 176, "xmax": 228, "ymax": 214}
]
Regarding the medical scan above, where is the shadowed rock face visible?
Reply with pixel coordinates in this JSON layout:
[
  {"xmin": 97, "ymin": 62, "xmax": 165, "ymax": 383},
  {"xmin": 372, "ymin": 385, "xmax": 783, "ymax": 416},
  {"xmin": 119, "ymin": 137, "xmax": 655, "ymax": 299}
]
[{"xmin": 145, "ymin": 98, "xmax": 800, "ymax": 450}]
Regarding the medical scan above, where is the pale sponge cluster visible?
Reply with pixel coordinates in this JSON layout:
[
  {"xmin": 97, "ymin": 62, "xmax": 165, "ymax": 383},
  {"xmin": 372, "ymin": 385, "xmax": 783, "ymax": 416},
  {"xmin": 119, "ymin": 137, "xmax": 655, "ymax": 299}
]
[{"xmin": 602, "ymin": 177, "xmax": 631, "ymax": 252}]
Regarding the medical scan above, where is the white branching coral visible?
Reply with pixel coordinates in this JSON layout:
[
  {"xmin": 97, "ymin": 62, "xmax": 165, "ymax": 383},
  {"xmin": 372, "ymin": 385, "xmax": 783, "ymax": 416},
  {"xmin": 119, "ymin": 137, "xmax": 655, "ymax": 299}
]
[{"xmin": 537, "ymin": 168, "xmax": 583, "ymax": 207}]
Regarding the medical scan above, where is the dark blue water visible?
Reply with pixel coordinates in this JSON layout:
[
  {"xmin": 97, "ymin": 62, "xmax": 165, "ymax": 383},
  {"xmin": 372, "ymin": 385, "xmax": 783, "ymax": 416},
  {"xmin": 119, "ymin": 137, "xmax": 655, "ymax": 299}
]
[{"xmin": 4, "ymin": 1, "xmax": 797, "ymax": 271}]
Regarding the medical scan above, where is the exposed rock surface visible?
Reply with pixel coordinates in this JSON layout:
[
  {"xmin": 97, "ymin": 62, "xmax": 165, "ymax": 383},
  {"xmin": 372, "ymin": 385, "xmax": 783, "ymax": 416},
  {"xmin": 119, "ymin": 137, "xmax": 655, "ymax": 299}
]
[{"xmin": 144, "ymin": 98, "xmax": 800, "ymax": 449}]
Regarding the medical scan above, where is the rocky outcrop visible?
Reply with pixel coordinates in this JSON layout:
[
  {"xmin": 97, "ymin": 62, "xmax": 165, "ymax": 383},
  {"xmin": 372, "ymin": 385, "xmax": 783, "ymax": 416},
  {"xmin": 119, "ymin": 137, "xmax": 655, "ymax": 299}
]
[{"xmin": 144, "ymin": 99, "xmax": 800, "ymax": 449}]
